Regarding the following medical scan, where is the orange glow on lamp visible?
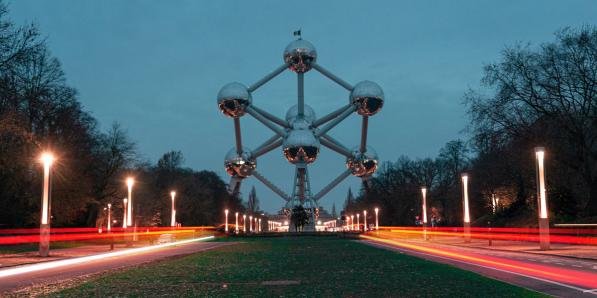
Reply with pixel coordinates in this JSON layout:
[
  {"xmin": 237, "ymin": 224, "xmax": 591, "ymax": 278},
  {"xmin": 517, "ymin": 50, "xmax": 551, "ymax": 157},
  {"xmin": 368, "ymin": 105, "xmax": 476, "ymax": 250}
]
[
  {"xmin": 461, "ymin": 173, "xmax": 471, "ymax": 243},
  {"xmin": 224, "ymin": 209, "xmax": 229, "ymax": 233},
  {"xmin": 374, "ymin": 208, "xmax": 379, "ymax": 231},
  {"xmin": 421, "ymin": 187, "xmax": 428, "ymax": 225}
]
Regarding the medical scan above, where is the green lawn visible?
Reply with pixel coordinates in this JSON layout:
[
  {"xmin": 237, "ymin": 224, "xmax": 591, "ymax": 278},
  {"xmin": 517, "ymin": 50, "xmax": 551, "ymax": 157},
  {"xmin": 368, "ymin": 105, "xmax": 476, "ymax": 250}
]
[{"xmin": 51, "ymin": 237, "xmax": 546, "ymax": 297}]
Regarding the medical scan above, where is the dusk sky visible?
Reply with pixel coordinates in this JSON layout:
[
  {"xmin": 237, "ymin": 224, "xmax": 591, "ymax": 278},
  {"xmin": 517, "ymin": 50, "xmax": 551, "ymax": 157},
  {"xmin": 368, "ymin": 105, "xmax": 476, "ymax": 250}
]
[{"xmin": 9, "ymin": 0, "xmax": 597, "ymax": 213}]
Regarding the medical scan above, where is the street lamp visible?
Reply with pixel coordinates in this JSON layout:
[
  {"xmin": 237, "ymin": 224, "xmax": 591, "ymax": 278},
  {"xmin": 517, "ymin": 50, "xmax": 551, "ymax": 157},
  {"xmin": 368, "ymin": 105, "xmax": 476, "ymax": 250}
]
[
  {"xmin": 126, "ymin": 177, "xmax": 134, "ymax": 227},
  {"xmin": 421, "ymin": 187, "xmax": 428, "ymax": 240},
  {"xmin": 535, "ymin": 147, "xmax": 550, "ymax": 250},
  {"xmin": 363, "ymin": 210, "xmax": 367, "ymax": 232},
  {"xmin": 39, "ymin": 152, "xmax": 54, "ymax": 257},
  {"xmin": 374, "ymin": 207, "xmax": 379, "ymax": 231},
  {"xmin": 107, "ymin": 203, "xmax": 112, "ymax": 232},
  {"xmin": 356, "ymin": 213, "xmax": 360, "ymax": 232},
  {"xmin": 122, "ymin": 198, "xmax": 128, "ymax": 228},
  {"xmin": 243, "ymin": 214, "xmax": 247, "ymax": 233},
  {"xmin": 461, "ymin": 173, "xmax": 471, "ymax": 243},
  {"xmin": 224, "ymin": 209, "xmax": 229, "ymax": 233},
  {"xmin": 258, "ymin": 218, "xmax": 262, "ymax": 233},
  {"xmin": 170, "ymin": 191, "xmax": 176, "ymax": 227},
  {"xmin": 351, "ymin": 215, "xmax": 354, "ymax": 231},
  {"xmin": 235, "ymin": 212, "xmax": 239, "ymax": 234},
  {"xmin": 249, "ymin": 215, "xmax": 253, "ymax": 232}
]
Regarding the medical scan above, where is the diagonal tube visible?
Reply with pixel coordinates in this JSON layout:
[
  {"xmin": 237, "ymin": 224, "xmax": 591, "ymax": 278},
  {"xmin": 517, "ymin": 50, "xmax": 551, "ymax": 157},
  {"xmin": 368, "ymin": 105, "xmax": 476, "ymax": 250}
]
[
  {"xmin": 320, "ymin": 137, "xmax": 352, "ymax": 158},
  {"xmin": 252, "ymin": 136, "xmax": 283, "ymax": 159},
  {"xmin": 253, "ymin": 171, "xmax": 291, "ymax": 201},
  {"xmin": 315, "ymin": 105, "xmax": 356, "ymax": 137},
  {"xmin": 312, "ymin": 63, "xmax": 353, "ymax": 91},
  {"xmin": 312, "ymin": 104, "xmax": 353, "ymax": 128},
  {"xmin": 251, "ymin": 105, "xmax": 288, "ymax": 128},
  {"xmin": 246, "ymin": 106, "xmax": 286, "ymax": 137},
  {"xmin": 313, "ymin": 169, "xmax": 353, "ymax": 201},
  {"xmin": 248, "ymin": 63, "xmax": 289, "ymax": 93}
]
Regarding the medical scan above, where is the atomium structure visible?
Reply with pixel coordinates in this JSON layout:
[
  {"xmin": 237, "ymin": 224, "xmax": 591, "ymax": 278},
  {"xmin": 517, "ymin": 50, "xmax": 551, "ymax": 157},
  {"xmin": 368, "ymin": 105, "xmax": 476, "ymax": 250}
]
[{"xmin": 218, "ymin": 36, "xmax": 383, "ymax": 230}]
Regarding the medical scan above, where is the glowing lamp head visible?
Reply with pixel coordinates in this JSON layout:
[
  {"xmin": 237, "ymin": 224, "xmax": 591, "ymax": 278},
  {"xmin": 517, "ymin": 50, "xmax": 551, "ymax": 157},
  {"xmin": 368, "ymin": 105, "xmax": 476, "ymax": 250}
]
[
  {"xmin": 235, "ymin": 212, "xmax": 239, "ymax": 216},
  {"xmin": 225, "ymin": 209, "xmax": 229, "ymax": 215},
  {"xmin": 40, "ymin": 152, "xmax": 55, "ymax": 166},
  {"xmin": 461, "ymin": 173, "xmax": 469, "ymax": 182},
  {"xmin": 535, "ymin": 147, "xmax": 545, "ymax": 160},
  {"xmin": 123, "ymin": 198, "xmax": 128, "ymax": 204},
  {"xmin": 108, "ymin": 203, "xmax": 111, "ymax": 208},
  {"xmin": 126, "ymin": 177, "xmax": 134, "ymax": 188},
  {"xmin": 375, "ymin": 207, "xmax": 379, "ymax": 214},
  {"xmin": 170, "ymin": 191, "xmax": 176, "ymax": 198},
  {"xmin": 421, "ymin": 187, "xmax": 427, "ymax": 195}
]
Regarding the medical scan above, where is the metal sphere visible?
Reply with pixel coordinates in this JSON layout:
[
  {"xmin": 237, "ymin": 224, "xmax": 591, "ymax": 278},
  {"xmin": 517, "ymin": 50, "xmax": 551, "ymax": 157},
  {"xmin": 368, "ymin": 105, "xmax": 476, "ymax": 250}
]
[
  {"xmin": 217, "ymin": 82, "xmax": 252, "ymax": 118},
  {"xmin": 283, "ymin": 129, "xmax": 320, "ymax": 164},
  {"xmin": 346, "ymin": 146, "xmax": 379, "ymax": 177},
  {"xmin": 285, "ymin": 104, "xmax": 316, "ymax": 125},
  {"xmin": 224, "ymin": 147, "xmax": 256, "ymax": 178},
  {"xmin": 283, "ymin": 39, "xmax": 317, "ymax": 73},
  {"xmin": 350, "ymin": 81, "xmax": 384, "ymax": 116}
]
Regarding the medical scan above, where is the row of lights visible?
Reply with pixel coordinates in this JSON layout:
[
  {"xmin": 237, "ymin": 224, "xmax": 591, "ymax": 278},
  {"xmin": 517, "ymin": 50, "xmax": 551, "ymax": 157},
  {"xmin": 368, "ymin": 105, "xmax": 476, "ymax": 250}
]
[
  {"xmin": 224, "ymin": 209, "xmax": 263, "ymax": 234},
  {"xmin": 37, "ymin": 152, "xmax": 180, "ymax": 257},
  {"xmin": 419, "ymin": 147, "xmax": 550, "ymax": 249},
  {"xmin": 343, "ymin": 208, "xmax": 379, "ymax": 232}
]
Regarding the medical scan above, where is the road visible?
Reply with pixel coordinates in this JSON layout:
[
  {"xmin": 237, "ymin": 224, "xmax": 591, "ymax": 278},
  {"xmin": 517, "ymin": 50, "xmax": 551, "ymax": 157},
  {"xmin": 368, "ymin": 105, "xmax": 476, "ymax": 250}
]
[
  {"xmin": 0, "ymin": 239, "xmax": 232, "ymax": 295},
  {"xmin": 362, "ymin": 233, "xmax": 597, "ymax": 297}
]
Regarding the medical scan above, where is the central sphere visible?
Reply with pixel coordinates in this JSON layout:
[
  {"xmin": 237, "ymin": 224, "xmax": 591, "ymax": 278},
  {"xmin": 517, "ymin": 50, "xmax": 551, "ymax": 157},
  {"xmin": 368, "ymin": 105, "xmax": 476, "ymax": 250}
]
[
  {"xmin": 346, "ymin": 146, "xmax": 379, "ymax": 177},
  {"xmin": 283, "ymin": 39, "xmax": 317, "ymax": 73},
  {"xmin": 217, "ymin": 82, "xmax": 252, "ymax": 118},
  {"xmin": 283, "ymin": 129, "xmax": 320, "ymax": 164},
  {"xmin": 224, "ymin": 147, "xmax": 256, "ymax": 178},
  {"xmin": 285, "ymin": 104, "xmax": 316, "ymax": 124}
]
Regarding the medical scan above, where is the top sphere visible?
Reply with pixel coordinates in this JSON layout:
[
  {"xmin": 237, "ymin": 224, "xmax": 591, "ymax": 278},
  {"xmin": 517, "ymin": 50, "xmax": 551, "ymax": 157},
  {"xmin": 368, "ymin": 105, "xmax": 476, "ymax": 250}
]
[
  {"xmin": 217, "ymin": 82, "xmax": 252, "ymax": 118},
  {"xmin": 350, "ymin": 81, "xmax": 384, "ymax": 116},
  {"xmin": 283, "ymin": 39, "xmax": 317, "ymax": 73}
]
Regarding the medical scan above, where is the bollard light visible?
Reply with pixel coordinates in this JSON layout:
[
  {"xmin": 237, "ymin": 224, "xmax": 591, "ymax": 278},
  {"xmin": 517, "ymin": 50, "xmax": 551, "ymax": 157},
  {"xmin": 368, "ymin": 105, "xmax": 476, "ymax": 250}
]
[
  {"xmin": 535, "ymin": 147, "xmax": 550, "ymax": 250},
  {"xmin": 374, "ymin": 207, "xmax": 379, "ymax": 230},
  {"xmin": 170, "ymin": 191, "xmax": 176, "ymax": 227},
  {"xmin": 224, "ymin": 209, "xmax": 229, "ymax": 233},
  {"xmin": 39, "ymin": 152, "xmax": 55, "ymax": 257},
  {"xmin": 126, "ymin": 178, "xmax": 134, "ymax": 227}
]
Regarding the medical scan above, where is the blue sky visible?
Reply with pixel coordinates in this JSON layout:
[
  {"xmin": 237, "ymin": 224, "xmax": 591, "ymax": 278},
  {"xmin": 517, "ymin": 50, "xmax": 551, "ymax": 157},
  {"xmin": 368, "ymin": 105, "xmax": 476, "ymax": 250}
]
[{"xmin": 9, "ymin": 0, "xmax": 597, "ymax": 213}]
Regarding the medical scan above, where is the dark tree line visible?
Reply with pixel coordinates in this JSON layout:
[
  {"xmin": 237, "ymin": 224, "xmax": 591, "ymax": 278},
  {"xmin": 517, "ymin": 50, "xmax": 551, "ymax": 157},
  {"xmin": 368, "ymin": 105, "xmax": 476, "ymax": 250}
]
[
  {"xmin": 0, "ymin": 2, "xmax": 242, "ymax": 228},
  {"xmin": 347, "ymin": 27, "xmax": 597, "ymax": 227}
]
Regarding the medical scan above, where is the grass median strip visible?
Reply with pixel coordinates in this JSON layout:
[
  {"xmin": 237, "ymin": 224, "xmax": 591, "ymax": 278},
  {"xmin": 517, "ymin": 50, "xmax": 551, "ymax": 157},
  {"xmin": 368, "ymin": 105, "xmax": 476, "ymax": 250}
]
[{"xmin": 50, "ymin": 237, "xmax": 546, "ymax": 297}]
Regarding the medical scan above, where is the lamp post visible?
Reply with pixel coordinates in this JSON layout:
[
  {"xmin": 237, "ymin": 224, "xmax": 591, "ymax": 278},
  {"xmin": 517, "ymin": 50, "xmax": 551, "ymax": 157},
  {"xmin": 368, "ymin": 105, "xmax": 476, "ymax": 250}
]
[
  {"xmin": 39, "ymin": 152, "xmax": 54, "ymax": 257},
  {"xmin": 356, "ymin": 213, "xmax": 360, "ymax": 232},
  {"xmin": 421, "ymin": 187, "xmax": 428, "ymax": 240},
  {"xmin": 491, "ymin": 193, "xmax": 497, "ymax": 214},
  {"xmin": 351, "ymin": 215, "xmax": 354, "ymax": 231},
  {"xmin": 235, "ymin": 212, "xmax": 239, "ymax": 234},
  {"xmin": 170, "ymin": 191, "xmax": 176, "ymax": 227},
  {"xmin": 107, "ymin": 203, "xmax": 112, "ymax": 232},
  {"xmin": 363, "ymin": 210, "xmax": 367, "ymax": 232},
  {"xmin": 374, "ymin": 208, "xmax": 379, "ymax": 231},
  {"xmin": 126, "ymin": 178, "xmax": 134, "ymax": 227},
  {"xmin": 461, "ymin": 173, "xmax": 471, "ymax": 243},
  {"xmin": 243, "ymin": 214, "xmax": 247, "ymax": 233},
  {"xmin": 224, "ymin": 209, "xmax": 229, "ymax": 233},
  {"xmin": 122, "ymin": 198, "xmax": 128, "ymax": 228},
  {"xmin": 258, "ymin": 218, "xmax": 261, "ymax": 233},
  {"xmin": 249, "ymin": 215, "xmax": 253, "ymax": 232},
  {"xmin": 535, "ymin": 147, "xmax": 550, "ymax": 250}
]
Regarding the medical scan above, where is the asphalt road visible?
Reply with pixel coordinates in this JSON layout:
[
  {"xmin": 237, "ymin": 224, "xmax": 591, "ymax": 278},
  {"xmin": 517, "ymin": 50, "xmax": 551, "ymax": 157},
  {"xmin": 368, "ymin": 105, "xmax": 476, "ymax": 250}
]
[
  {"xmin": 0, "ymin": 240, "xmax": 232, "ymax": 294},
  {"xmin": 363, "ymin": 235, "xmax": 597, "ymax": 297}
]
